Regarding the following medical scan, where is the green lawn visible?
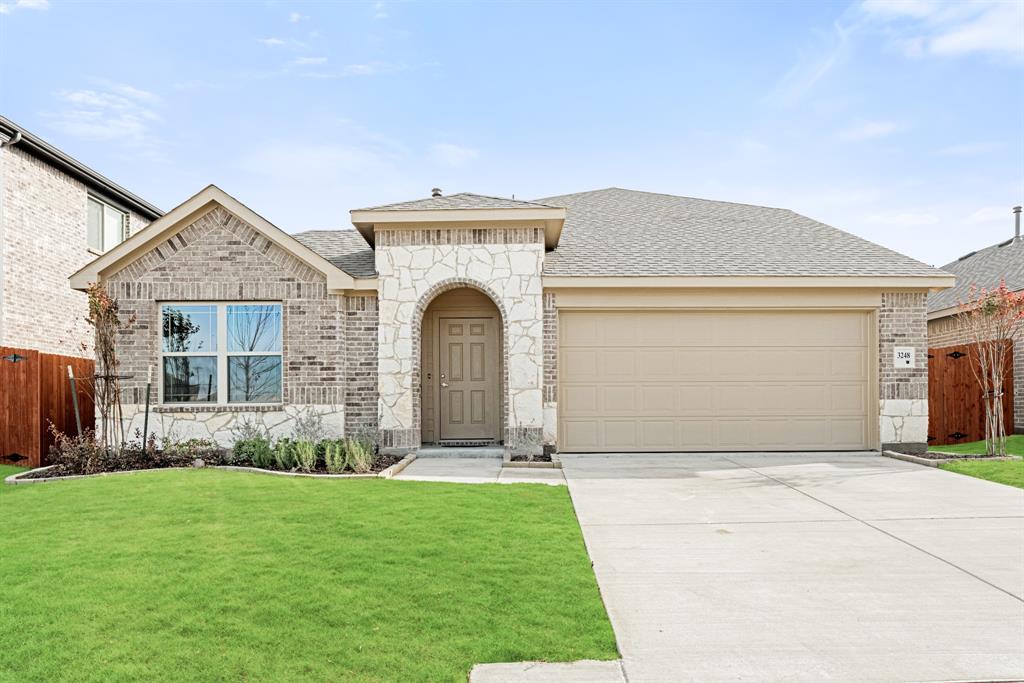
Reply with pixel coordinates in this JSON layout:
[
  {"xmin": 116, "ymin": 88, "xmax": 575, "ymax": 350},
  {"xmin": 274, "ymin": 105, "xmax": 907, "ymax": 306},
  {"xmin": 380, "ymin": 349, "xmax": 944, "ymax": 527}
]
[
  {"xmin": 930, "ymin": 434, "xmax": 1024, "ymax": 456},
  {"xmin": 930, "ymin": 436, "xmax": 1024, "ymax": 488},
  {"xmin": 939, "ymin": 458, "xmax": 1024, "ymax": 489},
  {"xmin": 0, "ymin": 470, "xmax": 617, "ymax": 682},
  {"xmin": 0, "ymin": 464, "xmax": 27, "ymax": 479}
]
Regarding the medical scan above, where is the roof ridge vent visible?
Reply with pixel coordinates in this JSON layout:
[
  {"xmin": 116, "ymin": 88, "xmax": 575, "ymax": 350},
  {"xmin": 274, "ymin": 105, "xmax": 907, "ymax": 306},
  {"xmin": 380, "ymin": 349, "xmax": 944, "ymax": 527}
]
[{"xmin": 431, "ymin": 187, "xmax": 442, "ymax": 197}]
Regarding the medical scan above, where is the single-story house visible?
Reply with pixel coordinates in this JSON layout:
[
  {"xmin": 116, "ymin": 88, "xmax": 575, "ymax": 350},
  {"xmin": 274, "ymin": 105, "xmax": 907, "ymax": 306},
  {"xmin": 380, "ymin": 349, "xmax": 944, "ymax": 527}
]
[
  {"xmin": 927, "ymin": 209, "xmax": 1024, "ymax": 433},
  {"xmin": 71, "ymin": 185, "xmax": 954, "ymax": 455}
]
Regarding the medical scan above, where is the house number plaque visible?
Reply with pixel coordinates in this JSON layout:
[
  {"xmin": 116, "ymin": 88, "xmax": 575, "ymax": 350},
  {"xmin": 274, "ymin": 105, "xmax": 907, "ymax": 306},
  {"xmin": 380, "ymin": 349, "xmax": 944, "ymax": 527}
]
[{"xmin": 894, "ymin": 347, "xmax": 915, "ymax": 368}]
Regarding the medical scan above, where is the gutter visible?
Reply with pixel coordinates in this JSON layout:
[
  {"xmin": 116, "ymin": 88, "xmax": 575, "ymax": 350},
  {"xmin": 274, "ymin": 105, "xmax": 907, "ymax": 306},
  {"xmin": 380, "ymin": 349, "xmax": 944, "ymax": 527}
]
[{"xmin": 0, "ymin": 115, "xmax": 163, "ymax": 221}]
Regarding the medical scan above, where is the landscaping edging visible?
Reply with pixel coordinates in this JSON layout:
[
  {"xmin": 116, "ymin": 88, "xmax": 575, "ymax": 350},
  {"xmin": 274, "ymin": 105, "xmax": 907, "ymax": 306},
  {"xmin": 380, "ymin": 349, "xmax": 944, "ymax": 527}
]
[
  {"xmin": 4, "ymin": 453, "xmax": 418, "ymax": 485},
  {"xmin": 881, "ymin": 450, "xmax": 1018, "ymax": 467},
  {"xmin": 502, "ymin": 453, "xmax": 562, "ymax": 469}
]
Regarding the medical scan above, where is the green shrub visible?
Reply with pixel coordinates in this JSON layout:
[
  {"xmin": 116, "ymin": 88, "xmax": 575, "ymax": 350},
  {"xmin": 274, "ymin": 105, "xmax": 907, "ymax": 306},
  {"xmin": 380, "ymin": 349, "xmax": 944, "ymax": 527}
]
[
  {"xmin": 233, "ymin": 438, "xmax": 273, "ymax": 468},
  {"xmin": 274, "ymin": 439, "xmax": 296, "ymax": 471},
  {"xmin": 293, "ymin": 440, "xmax": 317, "ymax": 473},
  {"xmin": 323, "ymin": 439, "xmax": 346, "ymax": 474},
  {"xmin": 345, "ymin": 435, "xmax": 375, "ymax": 474},
  {"xmin": 161, "ymin": 438, "xmax": 221, "ymax": 467}
]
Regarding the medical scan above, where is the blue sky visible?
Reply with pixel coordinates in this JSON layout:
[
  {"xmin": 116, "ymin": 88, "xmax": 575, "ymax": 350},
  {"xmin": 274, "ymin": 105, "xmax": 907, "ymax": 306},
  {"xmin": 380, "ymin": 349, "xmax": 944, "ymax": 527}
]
[{"xmin": 1, "ymin": 0, "xmax": 1022, "ymax": 267}]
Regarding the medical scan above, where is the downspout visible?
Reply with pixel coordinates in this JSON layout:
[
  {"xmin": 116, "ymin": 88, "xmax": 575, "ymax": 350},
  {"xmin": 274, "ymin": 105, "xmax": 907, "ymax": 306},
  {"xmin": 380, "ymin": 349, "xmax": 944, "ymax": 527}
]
[{"xmin": 0, "ymin": 130, "xmax": 22, "ymax": 345}]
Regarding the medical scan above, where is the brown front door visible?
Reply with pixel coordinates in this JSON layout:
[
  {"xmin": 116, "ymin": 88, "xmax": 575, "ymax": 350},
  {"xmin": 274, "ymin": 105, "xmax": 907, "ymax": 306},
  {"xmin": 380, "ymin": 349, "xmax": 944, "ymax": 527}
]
[{"xmin": 439, "ymin": 317, "xmax": 499, "ymax": 441}]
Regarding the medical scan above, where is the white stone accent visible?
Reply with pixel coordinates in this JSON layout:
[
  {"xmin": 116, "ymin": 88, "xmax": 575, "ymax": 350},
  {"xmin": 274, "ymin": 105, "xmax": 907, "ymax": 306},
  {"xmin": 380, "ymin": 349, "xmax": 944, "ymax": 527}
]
[
  {"xmin": 543, "ymin": 402, "xmax": 557, "ymax": 445},
  {"xmin": 879, "ymin": 399, "xmax": 928, "ymax": 444},
  {"xmin": 118, "ymin": 404, "xmax": 344, "ymax": 448},
  {"xmin": 376, "ymin": 242, "xmax": 545, "ymax": 435}
]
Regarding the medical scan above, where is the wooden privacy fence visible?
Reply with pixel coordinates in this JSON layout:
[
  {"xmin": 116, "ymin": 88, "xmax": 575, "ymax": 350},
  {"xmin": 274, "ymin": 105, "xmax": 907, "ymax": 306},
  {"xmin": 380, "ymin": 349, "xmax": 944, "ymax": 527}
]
[
  {"xmin": 0, "ymin": 346, "xmax": 95, "ymax": 468},
  {"xmin": 928, "ymin": 342, "xmax": 1014, "ymax": 447}
]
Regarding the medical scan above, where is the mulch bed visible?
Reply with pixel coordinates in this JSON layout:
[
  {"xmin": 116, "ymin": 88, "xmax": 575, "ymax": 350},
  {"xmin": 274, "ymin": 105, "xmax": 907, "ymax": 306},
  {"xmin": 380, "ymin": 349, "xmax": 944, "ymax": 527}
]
[
  {"xmin": 510, "ymin": 453, "xmax": 553, "ymax": 462},
  {"xmin": 920, "ymin": 452, "xmax": 1019, "ymax": 461}
]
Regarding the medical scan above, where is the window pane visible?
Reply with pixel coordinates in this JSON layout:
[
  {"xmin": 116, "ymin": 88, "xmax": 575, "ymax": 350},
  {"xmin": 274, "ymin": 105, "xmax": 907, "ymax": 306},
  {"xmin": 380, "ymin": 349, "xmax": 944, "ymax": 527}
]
[
  {"xmin": 162, "ymin": 305, "xmax": 217, "ymax": 352},
  {"xmin": 228, "ymin": 355, "xmax": 282, "ymax": 403},
  {"xmin": 227, "ymin": 304, "xmax": 282, "ymax": 352},
  {"xmin": 163, "ymin": 356, "xmax": 217, "ymax": 403},
  {"xmin": 87, "ymin": 199, "xmax": 103, "ymax": 250},
  {"xmin": 103, "ymin": 205, "xmax": 125, "ymax": 250}
]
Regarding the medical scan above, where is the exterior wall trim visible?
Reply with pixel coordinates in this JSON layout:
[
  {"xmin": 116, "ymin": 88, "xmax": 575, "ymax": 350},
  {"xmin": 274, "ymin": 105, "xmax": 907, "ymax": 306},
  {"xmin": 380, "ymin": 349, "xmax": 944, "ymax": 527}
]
[{"xmin": 544, "ymin": 276, "xmax": 955, "ymax": 290}]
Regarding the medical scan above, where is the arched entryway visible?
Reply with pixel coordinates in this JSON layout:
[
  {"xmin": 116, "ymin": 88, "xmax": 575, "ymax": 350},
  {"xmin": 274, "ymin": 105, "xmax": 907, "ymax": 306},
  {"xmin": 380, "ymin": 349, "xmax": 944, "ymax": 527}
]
[{"xmin": 418, "ymin": 287, "xmax": 505, "ymax": 445}]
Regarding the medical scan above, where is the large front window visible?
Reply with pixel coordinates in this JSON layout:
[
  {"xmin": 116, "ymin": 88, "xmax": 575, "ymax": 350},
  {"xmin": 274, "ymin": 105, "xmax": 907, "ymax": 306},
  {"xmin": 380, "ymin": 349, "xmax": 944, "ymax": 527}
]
[{"xmin": 160, "ymin": 303, "xmax": 282, "ymax": 404}]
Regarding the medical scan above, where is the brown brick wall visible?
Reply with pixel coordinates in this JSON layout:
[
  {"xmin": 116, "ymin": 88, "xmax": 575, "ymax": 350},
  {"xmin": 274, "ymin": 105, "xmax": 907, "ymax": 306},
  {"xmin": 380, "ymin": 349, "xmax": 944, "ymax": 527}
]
[
  {"xmin": 344, "ymin": 294, "xmax": 378, "ymax": 435},
  {"xmin": 106, "ymin": 206, "xmax": 351, "ymax": 411},
  {"xmin": 543, "ymin": 291, "xmax": 557, "ymax": 403},
  {"xmin": 879, "ymin": 291, "xmax": 928, "ymax": 402},
  {"xmin": 1, "ymin": 144, "xmax": 150, "ymax": 356}
]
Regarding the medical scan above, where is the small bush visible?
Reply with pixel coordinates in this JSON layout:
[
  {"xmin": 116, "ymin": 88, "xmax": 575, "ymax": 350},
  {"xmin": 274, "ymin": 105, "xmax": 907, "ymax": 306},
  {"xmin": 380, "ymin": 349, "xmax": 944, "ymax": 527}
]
[
  {"xmin": 345, "ymin": 435, "xmax": 375, "ymax": 474},
  {"xmin": 293, "ymin": 440, "xmax": 317, "ymax": 473},
  {"xmin": 274, "ymin": 439, "xmax": 296, "ymax": 471},
  {"xmin": 323, "ymin": 439, "xmax": 346, "ymax": 474},
  {"xmin": 232, "ymin": 438, "xmax": 273, "ymax": 468},
  {"xmin": 292, "ymin": 408, "xmax": 325, "ymax": 443},
  {"xmin": 48, "ymin": 430, "xmax": 107, "ymax": 475},
  {"xmin": 160, "ymin": 438, "xmax": 221, "ymax": 467}
]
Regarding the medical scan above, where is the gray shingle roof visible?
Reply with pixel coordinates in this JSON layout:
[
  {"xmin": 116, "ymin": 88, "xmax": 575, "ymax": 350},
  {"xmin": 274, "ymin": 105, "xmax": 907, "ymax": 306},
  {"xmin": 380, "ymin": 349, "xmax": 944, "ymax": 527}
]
[
  {"xmin": 927, "ymin": 238, "xmax": 1024, "ymax": 313},
  {"xmin": 293, "ymin": 230, "xmax": 376, "ymax": 278},
  {"xmin": 537, "ymin": 187, "xmax": 946, "ymax": 278},
  {"xmin": 355, "ymin": 192, "xmax": 557, "ymax": 211}
]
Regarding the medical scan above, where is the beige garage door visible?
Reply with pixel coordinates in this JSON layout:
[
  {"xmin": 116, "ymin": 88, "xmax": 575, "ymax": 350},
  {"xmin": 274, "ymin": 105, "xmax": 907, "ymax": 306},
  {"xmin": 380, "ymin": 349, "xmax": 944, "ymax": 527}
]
[{"xmin": 559, "ymin": 310, "xmax": 872, "ymax": 452}]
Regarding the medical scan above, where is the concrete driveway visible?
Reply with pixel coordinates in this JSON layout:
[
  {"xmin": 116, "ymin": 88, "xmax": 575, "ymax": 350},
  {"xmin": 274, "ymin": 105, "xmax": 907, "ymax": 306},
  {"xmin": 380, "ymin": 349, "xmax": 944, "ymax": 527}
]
[{"xmin": 562, "ymin": 452, "xmax": 1024, "ymax": 683}]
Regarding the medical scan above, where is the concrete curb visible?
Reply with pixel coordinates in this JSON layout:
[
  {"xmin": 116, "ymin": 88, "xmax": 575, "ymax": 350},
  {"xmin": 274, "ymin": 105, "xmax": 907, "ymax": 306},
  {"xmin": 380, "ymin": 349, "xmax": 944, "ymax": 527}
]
[
  {"xmin": 881, "ymin": 450, "xmax": 1019, "ymax": 467},
  {"xmin": 5, "ymin": 454, "xmax": 419, "ymax": 485}
]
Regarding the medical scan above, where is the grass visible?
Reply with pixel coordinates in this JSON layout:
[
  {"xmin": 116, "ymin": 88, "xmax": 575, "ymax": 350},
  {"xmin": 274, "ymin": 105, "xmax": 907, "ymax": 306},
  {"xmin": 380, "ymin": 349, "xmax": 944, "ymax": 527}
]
[
  {"xmin": 939, "ymin": 458, "xmax": 1024, "ymax": 489},
  {"xmin": 930, "ymin": 434, "xmax": 1024, "ymax": 456},
  {"xmin": 930, "ymin": 435, "xmax": 1024, "ymax": 489},
  {"xmin": 0, "ymin": 470, "xmax": 617, "ymax": 682},
  {"xmin": 0, "ymin": 464, "xmax": 27, "ymax": 479}
]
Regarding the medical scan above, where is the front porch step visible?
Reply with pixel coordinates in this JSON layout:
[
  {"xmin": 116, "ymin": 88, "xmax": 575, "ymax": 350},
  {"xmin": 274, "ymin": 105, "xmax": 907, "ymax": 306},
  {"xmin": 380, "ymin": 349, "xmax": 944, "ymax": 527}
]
[{"xmin": 417, "ymin": 446, "xmax": 505, "ymax": 459}]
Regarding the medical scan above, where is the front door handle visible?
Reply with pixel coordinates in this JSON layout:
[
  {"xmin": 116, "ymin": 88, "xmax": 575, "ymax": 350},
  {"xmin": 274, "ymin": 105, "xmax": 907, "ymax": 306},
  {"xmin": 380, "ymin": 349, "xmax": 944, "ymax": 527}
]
[{"xmin": 441, "ymin": 381, "xmax": 449, "ymax": 388}]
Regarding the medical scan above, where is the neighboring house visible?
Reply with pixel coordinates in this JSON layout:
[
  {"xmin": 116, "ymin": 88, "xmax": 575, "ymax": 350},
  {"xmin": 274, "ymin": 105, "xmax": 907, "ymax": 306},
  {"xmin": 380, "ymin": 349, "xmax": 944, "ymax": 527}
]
[
  {"xmin": 70, "ymin": 185, "xmax": 953, "ymax": 455},
  {"xmin": 927, "ymin": 208, "xmax": 1024, "ymax": 432},
  {"xmin": 0, "ymin": 115, "xmax": 162, "ymax": 357}
]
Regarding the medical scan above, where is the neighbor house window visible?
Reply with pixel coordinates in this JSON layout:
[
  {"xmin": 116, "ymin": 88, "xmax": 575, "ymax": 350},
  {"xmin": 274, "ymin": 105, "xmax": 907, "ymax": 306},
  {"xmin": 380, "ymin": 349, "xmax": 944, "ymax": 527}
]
[
  {"xmin": 160, "ymin": 303, "xmax": 282, "ymax": 405},
  {"xmin": 87, "ymin": 196, "xmax": 127, "ymax": 252}
]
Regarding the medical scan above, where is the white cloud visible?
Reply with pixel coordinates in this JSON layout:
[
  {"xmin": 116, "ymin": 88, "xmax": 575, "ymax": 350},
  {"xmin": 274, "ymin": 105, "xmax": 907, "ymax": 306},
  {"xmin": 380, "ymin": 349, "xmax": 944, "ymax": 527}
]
[
  {"xmin": 45, "ymin": 82, "xmax": 164, "ymax": 157},
  {"xmin": 839, "ymin": 120, "xmax": 902, "ymax": 141},
  {"xmin": 860, "ymin": 0, "xmax": 1024, "ymax": 61},
  {"xmin": 291, "ymin": 56, "xmax": 327, "ymax": 66},
  {"xmin": 767, "ymin": 20, "xmax": 855, "ymax": 106},
  {"xmin": 430, "ymin": 143, "xmax": 480, "ymax": 167},
  {"xmin": 0, "ymin": 0, "xmax": 48, "ymax": 14},
  {"xmin": 288, "ymin": 11, "xmax": 306, "ymax": 23},
  {"xmin": 936, "ymin": 142, "xmax": 994, "ymax": 156},
  {"xmin": 372, "ymin": 1, "xmax": 388, "ymax": 19},
  {"xmin": 258, "ymin": 37, "xmax": 285, "ymax": 47}
]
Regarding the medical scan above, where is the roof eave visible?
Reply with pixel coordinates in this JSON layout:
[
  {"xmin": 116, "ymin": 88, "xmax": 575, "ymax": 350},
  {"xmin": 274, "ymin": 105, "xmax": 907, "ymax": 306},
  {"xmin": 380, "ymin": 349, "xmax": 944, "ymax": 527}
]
[
  {"xmin": 542, "ymin": 274, "xmax": 957, "ymax": 289},
  {"xmin": 350, "ymin": 206, "xmax": 567, "ymax": 248},
  {"xmin": 70, "ymin": 185, "xmax": 357, "ymax": 292},
  {"xmin": 0, "ymin": 115, "xmax": 163, "ymax": 220}
]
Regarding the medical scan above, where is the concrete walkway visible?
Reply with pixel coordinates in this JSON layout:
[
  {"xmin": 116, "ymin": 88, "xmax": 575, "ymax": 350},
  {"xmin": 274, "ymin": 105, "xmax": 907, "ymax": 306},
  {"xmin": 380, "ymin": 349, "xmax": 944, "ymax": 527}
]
[
  {"xmin": 394, "ymin": 456, "xmax": 566, "ymax": 485},
  {"xmin": 562, "ymin": 452, "xmax": 1024, "ymax": 682}
]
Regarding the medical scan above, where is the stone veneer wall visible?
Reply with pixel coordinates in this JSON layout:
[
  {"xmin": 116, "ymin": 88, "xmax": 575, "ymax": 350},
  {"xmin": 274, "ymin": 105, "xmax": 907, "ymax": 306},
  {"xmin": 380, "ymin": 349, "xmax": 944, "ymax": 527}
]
[
  {"xmin": 106, "ymin": 206, "xmax": 348, "ymax": 446},
  {"xmin": 0, "ymin": 144, "xmax": 149, "ymax": 357},
  {"xmin": 929, "ymin": 313, "xmax": 1024, "ymax": 431},
  {"xmin": 879, "ymin": 291, "xmax": 928, "ymax": 453},
  {"xmin": 375, "ymin": 226, "xmax": 545, "ymax": 454},
  {"xmin": 542, "ymin": 291, "xmax": 557, "ymax": 446}
]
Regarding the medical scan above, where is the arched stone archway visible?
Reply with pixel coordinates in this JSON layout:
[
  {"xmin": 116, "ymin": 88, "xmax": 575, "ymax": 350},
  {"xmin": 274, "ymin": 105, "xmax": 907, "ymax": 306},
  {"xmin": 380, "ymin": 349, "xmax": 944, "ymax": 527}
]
[{"xmin": 412, "ymin": 279, "xmax": 511, "ymax": 446}]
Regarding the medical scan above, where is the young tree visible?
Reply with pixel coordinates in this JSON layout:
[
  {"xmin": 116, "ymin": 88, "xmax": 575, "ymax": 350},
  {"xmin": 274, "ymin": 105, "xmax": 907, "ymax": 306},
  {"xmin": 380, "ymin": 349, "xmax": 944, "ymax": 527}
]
[
  {"xmin": 86, "ymin": 283, "xmax": 133, "ymax": 450},
  {"xmin": 955, "ymin": 281, "xmax": 1024, "ymax": 456}
]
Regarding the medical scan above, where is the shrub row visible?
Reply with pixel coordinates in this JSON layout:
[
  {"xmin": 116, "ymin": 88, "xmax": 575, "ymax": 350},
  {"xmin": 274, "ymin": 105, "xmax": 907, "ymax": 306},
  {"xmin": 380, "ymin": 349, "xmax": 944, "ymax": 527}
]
[{"xmin": 231, "ymin": 435, "xmax": 377, "ymax": 474}]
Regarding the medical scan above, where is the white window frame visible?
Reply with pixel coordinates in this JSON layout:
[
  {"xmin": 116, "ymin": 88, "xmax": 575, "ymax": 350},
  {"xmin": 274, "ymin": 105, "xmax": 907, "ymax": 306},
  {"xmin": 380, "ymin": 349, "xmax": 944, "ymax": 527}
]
[
  {"xmin": 87, "ymin": 195, "xmax": 128, "ymax": 253},
  {"xmin": 158, "ymin": 302, "xmax": 284, "ymax": 406}
]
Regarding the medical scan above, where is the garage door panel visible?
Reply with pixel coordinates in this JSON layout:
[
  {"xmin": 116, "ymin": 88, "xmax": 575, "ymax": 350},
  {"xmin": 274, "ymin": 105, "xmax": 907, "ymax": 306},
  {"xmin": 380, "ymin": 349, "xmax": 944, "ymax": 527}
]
[{"xmin": 559, "ymin": 310, "xmax": 872, "ymax": 452}]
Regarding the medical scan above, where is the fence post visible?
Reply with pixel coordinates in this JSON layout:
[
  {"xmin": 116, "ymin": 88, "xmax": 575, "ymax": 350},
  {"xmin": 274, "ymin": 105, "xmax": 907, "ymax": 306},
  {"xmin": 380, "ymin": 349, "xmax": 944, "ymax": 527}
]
[{"xmin": 67, "ymin": 365, "xmax": 83, "ymax": 437}]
